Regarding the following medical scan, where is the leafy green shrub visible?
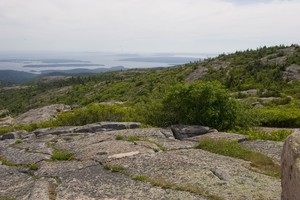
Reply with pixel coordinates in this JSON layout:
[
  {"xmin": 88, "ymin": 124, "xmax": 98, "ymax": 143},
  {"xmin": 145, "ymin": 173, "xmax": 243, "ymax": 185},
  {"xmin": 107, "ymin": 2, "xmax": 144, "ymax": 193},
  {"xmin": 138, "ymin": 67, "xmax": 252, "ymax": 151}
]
[
  {"xmin": 196, "ymin": 139, "xmax": 280, "ymax": 178},
  {"xmin": 156, "ymin": 81, "xmax": 257, "ymax": 130},
  {"xmin": 51, "ymin": 149, "xmax": 74, "ymax": 161}
]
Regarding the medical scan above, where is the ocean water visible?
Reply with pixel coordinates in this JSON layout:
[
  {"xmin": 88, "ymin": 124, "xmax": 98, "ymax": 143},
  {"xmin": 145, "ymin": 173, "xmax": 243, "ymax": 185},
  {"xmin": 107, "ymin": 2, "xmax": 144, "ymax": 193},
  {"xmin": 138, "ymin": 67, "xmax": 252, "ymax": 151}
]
[{"xmin": 0, "ymin": 51, "xmax": 216, "ymax": 73}]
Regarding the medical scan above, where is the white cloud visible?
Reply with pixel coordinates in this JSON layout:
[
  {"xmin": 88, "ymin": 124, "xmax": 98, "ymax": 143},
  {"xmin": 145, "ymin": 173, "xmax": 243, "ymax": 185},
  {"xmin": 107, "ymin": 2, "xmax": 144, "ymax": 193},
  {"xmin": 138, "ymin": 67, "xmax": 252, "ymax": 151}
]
[{"xmin": 0, "ymin": 0, "xmax": 299, "ymax": 53}]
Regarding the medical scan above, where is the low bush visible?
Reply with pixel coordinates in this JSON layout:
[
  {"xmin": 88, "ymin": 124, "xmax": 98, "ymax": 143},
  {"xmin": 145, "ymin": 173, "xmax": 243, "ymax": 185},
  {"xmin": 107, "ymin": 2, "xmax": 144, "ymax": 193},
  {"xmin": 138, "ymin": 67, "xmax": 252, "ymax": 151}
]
[{"xmin": 257, "ymin": 107, "xmax": 300, "ymax": 128}]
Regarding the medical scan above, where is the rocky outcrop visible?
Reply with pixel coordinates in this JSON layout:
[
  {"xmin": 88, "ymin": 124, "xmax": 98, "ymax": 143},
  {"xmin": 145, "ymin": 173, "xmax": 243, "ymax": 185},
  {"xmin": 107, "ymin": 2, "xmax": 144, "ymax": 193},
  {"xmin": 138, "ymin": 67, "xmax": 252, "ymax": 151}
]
[
  {"xmin": 281, "ymin": 130, "xmax": 300, "ymax": 200},
  {"xmin": 0, "ymin": 109, "xmax": 9, "ymax": 118},
  {"xmin": 0, "ymin": 124, "xmax": 282, "ymax": 200},
  {"xmin": 0, "ymin": 109, "xmax": 14, "ymax": 127},
  {"xmin": 283, "ymin": 64, "xmax": 300, "ymax": 80},
  {"xmin": 171, "ymin": 124, "xmax": 216, "ymax": 140},
  {"xmin": 14, "ymin": 104, "xmax": 71, "ymax": 125}
]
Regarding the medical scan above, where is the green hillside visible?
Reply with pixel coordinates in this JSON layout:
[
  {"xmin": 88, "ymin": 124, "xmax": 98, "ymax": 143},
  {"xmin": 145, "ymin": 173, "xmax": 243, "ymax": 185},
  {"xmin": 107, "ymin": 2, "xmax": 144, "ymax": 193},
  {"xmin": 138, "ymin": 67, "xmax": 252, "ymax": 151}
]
[{"xmin": 1, "ymin": 44, "xmax": 300, "ymax": 131}]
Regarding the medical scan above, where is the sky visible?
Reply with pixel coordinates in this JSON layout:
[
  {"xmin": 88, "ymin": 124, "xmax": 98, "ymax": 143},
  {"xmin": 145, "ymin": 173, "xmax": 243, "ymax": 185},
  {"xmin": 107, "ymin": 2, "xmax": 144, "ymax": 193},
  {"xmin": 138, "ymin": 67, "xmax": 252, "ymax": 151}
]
[{"xmin": 0, "ymin": 0, "xmax": 299, "ymax": 54}]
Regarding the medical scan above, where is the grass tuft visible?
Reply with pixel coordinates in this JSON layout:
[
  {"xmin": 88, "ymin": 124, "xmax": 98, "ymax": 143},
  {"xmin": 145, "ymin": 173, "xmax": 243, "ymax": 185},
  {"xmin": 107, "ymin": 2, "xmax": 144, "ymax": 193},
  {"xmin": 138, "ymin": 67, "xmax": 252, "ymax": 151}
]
[
  {"xmin": 115, "ymin": 135, "xmax": 125, "ymax": 140},
  {"xmin": 51, "ymin": 149, "xmax": 74, "ymax": 161},
  {"xmin": 115, "ymin": 135, "xmax": 140, "ymax": 142},
  {"xmin": 196, "ymin": 138, "xmax": 280, "ymax": 178},
  {"xmin": 14, "ymin": 139, "xmax": 23, "ymax": 144},
  {"xmin": 103, "ymin": 163, "xmax": 124, "ymax": 172}
]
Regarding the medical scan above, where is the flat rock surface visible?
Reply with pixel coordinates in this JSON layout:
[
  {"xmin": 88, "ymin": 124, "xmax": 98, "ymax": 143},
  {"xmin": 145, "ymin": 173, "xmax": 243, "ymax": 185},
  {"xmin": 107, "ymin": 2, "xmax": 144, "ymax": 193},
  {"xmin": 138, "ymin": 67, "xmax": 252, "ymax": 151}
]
[
  {"xmin": 0, "ymin": 165, "xmax": 34, "ymax": 200},
  {"xmin": 185, "ymin": 131, "xmax": 247, "ymax": 142},
  {"xmin": 56, "ymin": 165, "xmax": 208, "ymax": 200},
  {"xmin": 240, "ymin": 140, "xmax": 284, "ymax": 164},
  {"xmin": 110, "ymin": 149, "xmax": 281, "ymax": 200},
  {"xmin": 0, "ymin": 126, "xmax": 282, "ymax": 199}
]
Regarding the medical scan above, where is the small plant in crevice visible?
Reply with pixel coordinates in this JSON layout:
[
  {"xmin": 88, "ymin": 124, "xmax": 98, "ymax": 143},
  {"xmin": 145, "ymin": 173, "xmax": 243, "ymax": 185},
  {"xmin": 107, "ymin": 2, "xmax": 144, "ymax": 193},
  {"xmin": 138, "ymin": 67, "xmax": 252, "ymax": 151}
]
[
  {"xmin": 115, "ymin": 135, "xmax": 125, "ymax": 140},
  {"xmin": 115, "ymin": 135, "xmax": 140, "ymax": 142},
  {"xmin": 103, "ymin": 163, "xmax": 124, "ymax": 172},
  {"xmin": 50, "ymin": 149, "xmax": 74, "ymax": 161},
  {"xmin": 14, "ymin": 139, "xmax": 23, "ymax": 144}
]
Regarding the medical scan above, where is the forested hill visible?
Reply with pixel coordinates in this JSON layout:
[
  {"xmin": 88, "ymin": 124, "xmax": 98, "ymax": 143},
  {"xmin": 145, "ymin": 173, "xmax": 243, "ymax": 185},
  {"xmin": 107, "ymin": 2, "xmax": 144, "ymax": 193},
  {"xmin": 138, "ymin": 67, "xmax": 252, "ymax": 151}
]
[
  {"xmin": 1, "ymin": 44, "xmax": 300, "ymax": 116},
  {"xmin": 0, "ymin": 70, "xmax": 37, "ymax": 84}
]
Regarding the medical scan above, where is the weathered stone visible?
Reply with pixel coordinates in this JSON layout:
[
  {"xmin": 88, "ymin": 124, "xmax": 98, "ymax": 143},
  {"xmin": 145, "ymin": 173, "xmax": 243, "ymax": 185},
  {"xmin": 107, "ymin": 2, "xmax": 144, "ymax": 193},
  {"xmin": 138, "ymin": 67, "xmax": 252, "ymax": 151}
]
[
  {"xmin": 35, "ymin": 160, "xmax": 98, "ymax": 177},
  {"xmin": 252, "ymin": 101, "xmax": 264, "ymax": 107},
  {"xmin": 171, "ymin": 124, "xmax": 215, "ymax": 140},
  {"xmin": 0, "ymin": 165, "xmax": 34, "ymax": 199},
  {"xmin": 185, "ymin": 131, "xmax": 248, "ymax": 143},
  {"xmin": 34, "ymin": 126, "xmax": 77, "ymax": 137},
  {"xmin": 71, "ymin": 104, "xmax": 81, "ymax": 109},
  {"xmin": 74, "ymin": 123, "xmax": 106, "ymax": 133},
  {"xmin": 108, "ymin": 151, "xmax": 140, "ymax": 159},
  {"xmin": 281, "ymin": 130, "xmax": 300, "ymax": 200},
  {"xmin": 0, "ymin": 116, "xmax": 14, "ymax": 127},
  {"xmin": 110, "ymin": 149, "xmax": 281, "ymax": 200},
  {"xmin": 1, "ymin": 133, "xmax": 15, "ymax": 140},
  {"xmin": 29, "ymin": 179, "xmax": 51, "ymax": 200},
  {"xmin": 0, "ymin": 125, "xmax": 283, "ymax": 199},
  {"xmin": 0, "ymin": 109, "xmax": 10, "ymax": 118},
  {"xmin": 241, "ymin": 140, "xmax": 283, "ymax": 164},
  {"xmin": 283, "ymin": 64, "xmax": 300, "ymax": 80},
  {"xmin": 74, "ymin": 122, "xmax": 141, "ymax": 133},
  {"xmin": 55, "ymin": 165, "xmax": 207, "ymax": 200},
  {"xmin": 14, "ymin": 104, "xmax": 71, "ymax": 125},
  {"xmin": 14, "ymin": 140, "xmax": 52, "ymax": 154},
  {"xmin": 0, "ymin": 147, "xmax": 50, "ymax": 164},
  {"xmin": 1, "ymin": 130, "xmax": 30, "ymax": 140}
]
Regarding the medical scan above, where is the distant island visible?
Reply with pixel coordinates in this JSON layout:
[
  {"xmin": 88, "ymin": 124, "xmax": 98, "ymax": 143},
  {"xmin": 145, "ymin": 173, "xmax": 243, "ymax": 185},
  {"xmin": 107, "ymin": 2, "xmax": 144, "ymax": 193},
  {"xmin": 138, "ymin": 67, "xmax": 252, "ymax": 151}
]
[
  {"xmin": 23, "ymin": 64, "xmax": 104, "ymax": 68},
  {"xmin": 0, "ymin": 59, "xmax": 90, "ymax": 63}
]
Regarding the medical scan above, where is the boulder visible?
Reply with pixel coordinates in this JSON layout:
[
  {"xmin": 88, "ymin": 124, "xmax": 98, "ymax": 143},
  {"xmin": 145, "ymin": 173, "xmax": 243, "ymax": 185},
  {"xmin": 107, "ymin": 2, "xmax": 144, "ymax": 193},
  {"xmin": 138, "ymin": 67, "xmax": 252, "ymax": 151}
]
[
  {"xmin": 252, "ymin": 102, "xmax": 264, "ymax": 107},
  {"xmin": 281, "ymin": 130, "xmax": 300, "ymax": 199},
  {"xmin": 34, "ymin": 127, "xmax": 77, "ymax": 137},
  {"xmin": 74, "ymin": 122, "xmax": 141, "ymax": 133},
  {"xmin": 170, "ymin": 124, "xmax": 216, "ymax": 140},
  {"xmin": 1, "ymin": 133, "xmax": 15, "ymax": 140}
]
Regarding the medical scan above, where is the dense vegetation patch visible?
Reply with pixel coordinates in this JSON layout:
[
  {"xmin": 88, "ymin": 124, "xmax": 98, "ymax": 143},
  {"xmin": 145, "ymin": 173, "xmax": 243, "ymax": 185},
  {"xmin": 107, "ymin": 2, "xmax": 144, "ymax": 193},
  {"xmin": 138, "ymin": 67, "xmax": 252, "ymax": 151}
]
[
  {"xmin": 257, "ymin": 107, "xmax": 300, "ymax": 128},
  {"xmin": 233, "ymin": 129, "xmax": 292, "ymax": 141}
]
